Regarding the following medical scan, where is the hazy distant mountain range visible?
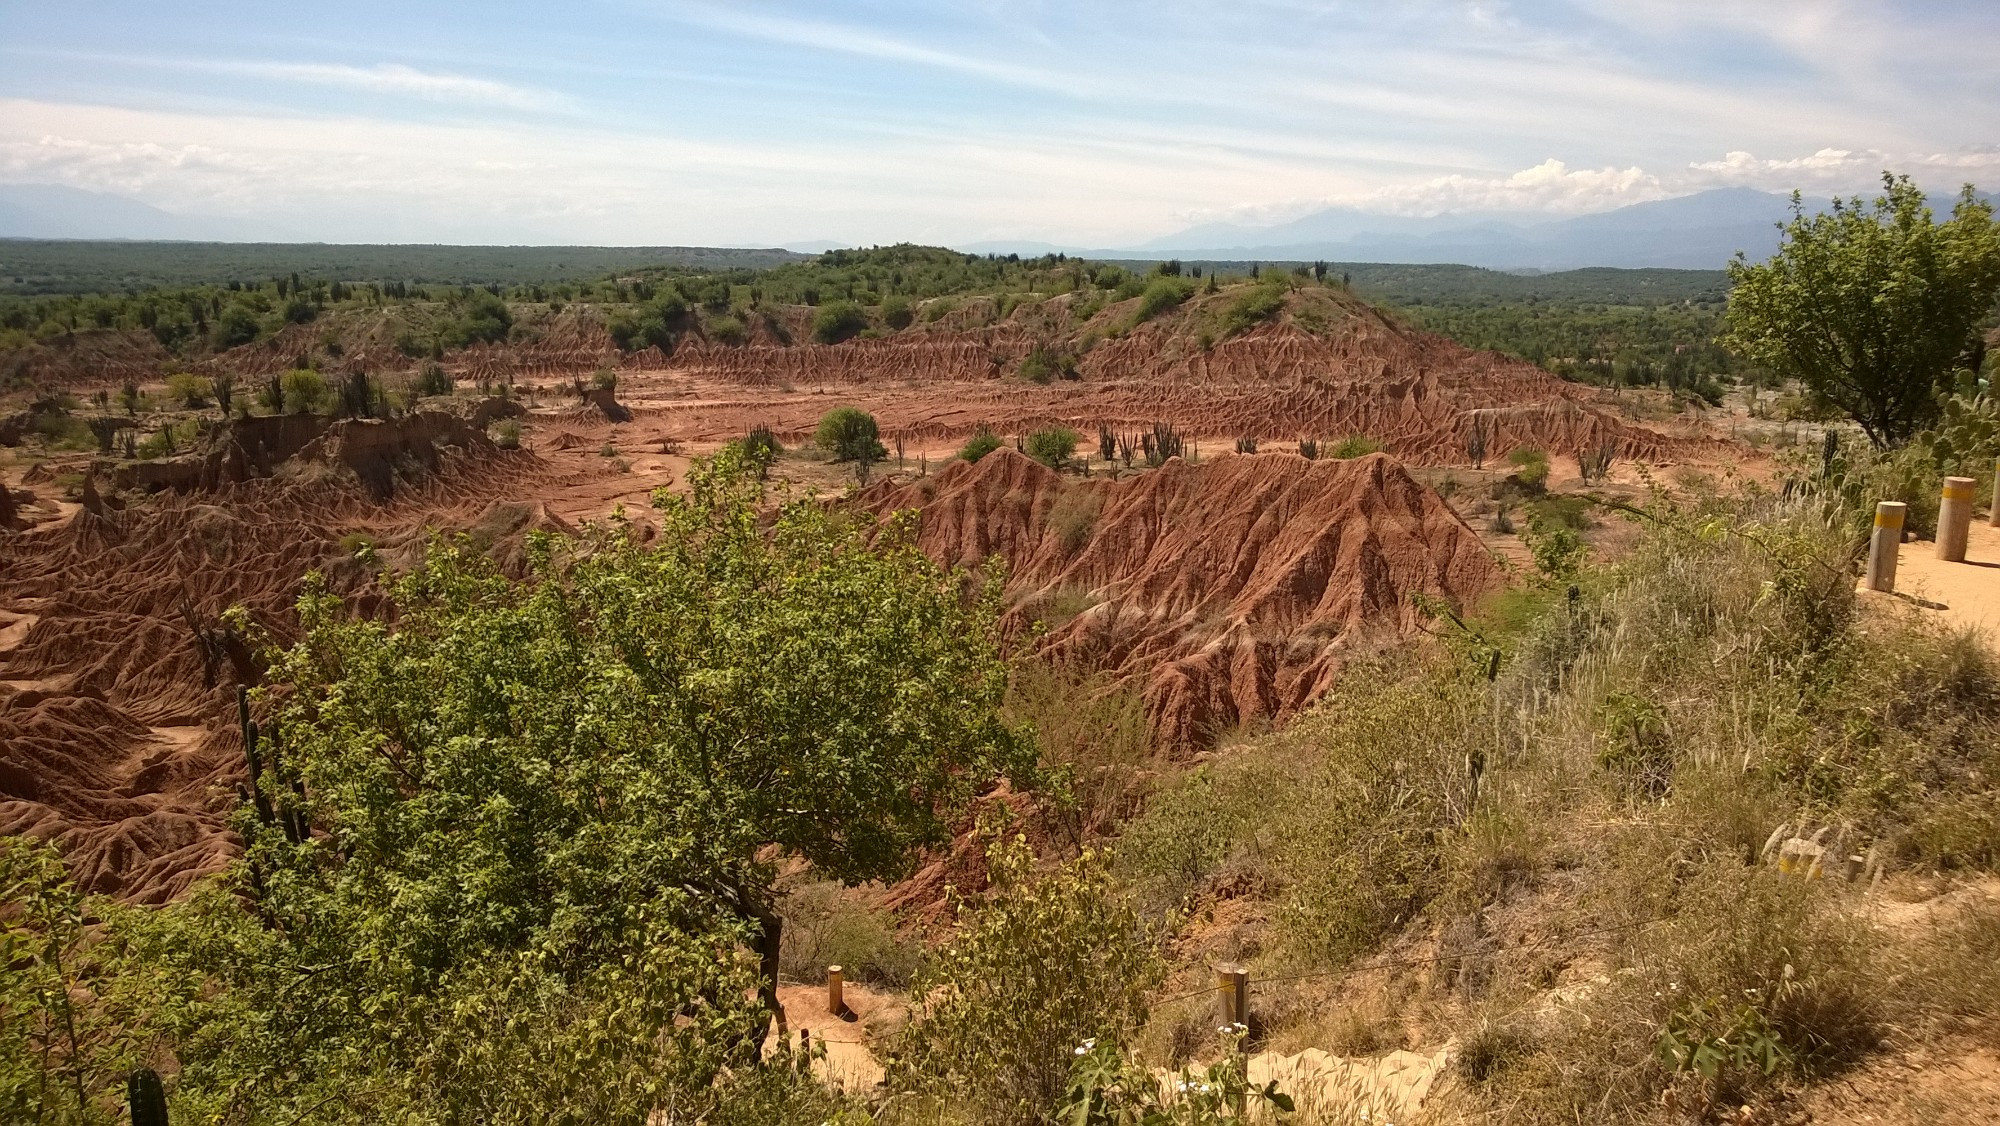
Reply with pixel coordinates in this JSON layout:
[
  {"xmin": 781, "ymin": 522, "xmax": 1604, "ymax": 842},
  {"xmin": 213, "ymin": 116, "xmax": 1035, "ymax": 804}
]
[
  {"xmin": 5, "ymin": 182, "xmax": 1991, "ymax": 273},
  {"xmin": 960, "ymin": 187, "xmax": 2000, "ymax": 271},
  {"xmin": 0, "ymin": 183, "xmax": 306, "ymax": 242}
]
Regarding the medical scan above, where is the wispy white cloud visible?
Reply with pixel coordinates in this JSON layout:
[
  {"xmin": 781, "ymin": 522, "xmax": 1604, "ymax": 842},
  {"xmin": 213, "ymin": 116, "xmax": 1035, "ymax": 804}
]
[
  {"xmin": 212, "ymin": 61, "xmax": 569, "ymax": 112},
  {"xmin": 661, "ymin": 3, "xmax": 1089, "ymax": 96}
]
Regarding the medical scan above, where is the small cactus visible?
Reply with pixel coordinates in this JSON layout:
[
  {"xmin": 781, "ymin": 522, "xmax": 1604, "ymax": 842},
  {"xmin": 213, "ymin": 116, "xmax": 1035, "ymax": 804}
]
[{"xmin": 129, "ymin": 1067, "xmax": 168, "ymax": 1126}]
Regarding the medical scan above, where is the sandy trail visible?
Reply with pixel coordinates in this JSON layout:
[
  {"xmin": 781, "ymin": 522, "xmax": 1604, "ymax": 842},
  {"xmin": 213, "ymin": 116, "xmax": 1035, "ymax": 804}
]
[{"xmin": 1863, "ymin": 519, "xmax": 2000, "ymax": 646}]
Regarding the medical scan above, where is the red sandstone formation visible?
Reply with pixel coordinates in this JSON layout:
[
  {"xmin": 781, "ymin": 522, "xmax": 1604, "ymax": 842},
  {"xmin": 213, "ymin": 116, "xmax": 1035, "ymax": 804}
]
[
  {"xmin": 0, "ymin": 434, "xmax": 559, "ymax": 902},
  {"xmin": 858, "ymin": 448, "xmax": 1504, "ymax": 750}
]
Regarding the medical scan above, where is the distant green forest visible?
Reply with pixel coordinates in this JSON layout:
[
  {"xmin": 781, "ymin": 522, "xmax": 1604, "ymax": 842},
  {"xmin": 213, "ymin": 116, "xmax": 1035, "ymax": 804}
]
[
  {"xmin": 0, "ymin": 240, "xmax": 806, "ymax": 295},
  {"xmin": 1324, "ymin": 263, "xmax": 1741, "ymax": 391}
]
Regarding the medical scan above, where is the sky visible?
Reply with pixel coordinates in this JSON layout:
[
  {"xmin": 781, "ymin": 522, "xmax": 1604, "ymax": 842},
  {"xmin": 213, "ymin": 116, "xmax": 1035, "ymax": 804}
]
[{"xmin": 0, "ymin": 1, "xmax": 1996, "ymax": 247}]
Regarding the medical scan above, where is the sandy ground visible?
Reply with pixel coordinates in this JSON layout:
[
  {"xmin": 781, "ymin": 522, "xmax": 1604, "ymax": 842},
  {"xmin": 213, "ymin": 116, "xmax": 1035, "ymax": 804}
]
[
  {"xmin": 763, "ymin": 981, "xmax": 907, "ymax": 1094},
  {"xmin": 1862, "ymin": 519, "xmax": 2000, "ymax": 646}
]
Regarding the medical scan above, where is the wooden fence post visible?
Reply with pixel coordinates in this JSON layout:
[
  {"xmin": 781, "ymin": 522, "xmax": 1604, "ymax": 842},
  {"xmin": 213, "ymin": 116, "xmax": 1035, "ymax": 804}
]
[
  {"xmin": 826, "ymin": 964, "xmax": 844, "ymax": 1016},
  {"xmin": 1939, "ymin": 477, "xmax": 1976, "ymax": 562},
  {"xmin": 1215, "ymin": 962, "xmax": 1249, "ymax": 1028},
  {"xmin": 1865, "ymin": 501, "xmax": 1906, "ymax": 592}
]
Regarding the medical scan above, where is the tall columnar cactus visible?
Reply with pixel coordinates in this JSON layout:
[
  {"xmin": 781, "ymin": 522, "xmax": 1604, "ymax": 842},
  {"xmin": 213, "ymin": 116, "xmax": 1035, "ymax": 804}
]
[
  {"xmin": 238, "ymin": 685, "xmax": 276, "ymax": 829},
  {"xmin": 129, "ymin": 1067, "xmax": 169, "ymax": 1126}
]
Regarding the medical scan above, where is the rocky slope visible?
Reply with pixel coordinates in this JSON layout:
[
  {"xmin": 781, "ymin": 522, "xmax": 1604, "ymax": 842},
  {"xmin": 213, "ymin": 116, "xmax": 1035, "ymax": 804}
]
[{"xmin": 859, "ymin": 448, "xmax": 1504, "ymax": 749}]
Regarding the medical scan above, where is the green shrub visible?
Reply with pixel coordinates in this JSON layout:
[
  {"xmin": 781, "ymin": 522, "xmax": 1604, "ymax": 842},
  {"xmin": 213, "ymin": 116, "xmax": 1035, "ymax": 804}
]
[
  {"xmin": 1130, "ymin": 277, "xmax": 1196, "ymax": 325},
  {"xmin": 438, "ymin": 290, "xmax": 513, "ymax": 349},
  {"xmin": 491, "ymin": 419, "xmax": 521, "ymax": 449},
  {"xmin": 706, "ymin": 314, "xmax": 748, "ymax": 345},
  {"xmin": 890, "ymin": 835, "xmax": 1161, "ymax": 1124},
  {"xmin": 811, "ymin": 300, "xmax": 869, "ymax": 344},
  {"xmin": 959, "ymin": 426, "xmax": 1004, "ymax": 463},
  {"xmin": 1007, "ymin": 660, "xmax": 1149, "ymax": 841},
  {"xmin": 1025, "ymin": 426, "xmax": 1081, "ymax": 469},
  {"xmin": 922, "ymin": 296, "xmax": 960, "ymax": 323},
  {"xmin": 592, "ymin": 368, "xmax": 618, "ymax": 392},
  {"xmin": 212, "ymin": 304, "xmax": 261, "ymax": 349},
  {"xmin": 0, "ymin": 838, "xmax": 155, "ymax": 1125},
  {"xmin": 1019, "ymin": 344, "xmax": 1077, "ymax": 384},
  {"xmin": 280, "ymin": 368, "xmax": 329, "ymax": 414},
  {"xmin": 742, "ymin": 424, "xmax": 782, "ymax": 468},
  {"xmin": 1216, "ymin": 282, "xmax": 1286, "ymax": 338},
  {"xmin": 1115, "ymin": 752, "xmax": 1288, "ymax": 916},
  {"xmin": 880, "ymin": 296, "xmax": 915, "ymax": 329},
  {"xmin": 777, "ymin": 882, "xmax": 920, "ymax": 988},
  {"xmin": 1273, "ymin": 659, "xmax": 1482, "ymax": 965},
  {"xmin": 1329, "ymin": 434, "xmax": 1382, "ymax": 458},
  {"xmin": 412, "ymin": 362, "xmax": 454, "ymax": 398},
  {"xmin": 1044, "ymin": 486, "xmax": 1100, "ymax": 554},
  {"xmin": 815, "ymin": 405, "xmax": 885, "ymax": 462},
  {"xmin": 1554, "ymin": 866, "xmax": 1881, "ymax": 1116},
  {"xmin": 163, "ymin": 372, "xmax": 211, "ymax": 409},
  {"xmin": 1508, "ymin": 445, "xmax": 1552, "ymax": 489}
]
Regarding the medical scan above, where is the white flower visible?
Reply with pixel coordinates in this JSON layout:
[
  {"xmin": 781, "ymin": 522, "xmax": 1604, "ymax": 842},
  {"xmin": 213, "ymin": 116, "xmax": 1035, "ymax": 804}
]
[{"xmin": 1074, "ymin": 1046, "xmax": 1088, "ymax": 1056}]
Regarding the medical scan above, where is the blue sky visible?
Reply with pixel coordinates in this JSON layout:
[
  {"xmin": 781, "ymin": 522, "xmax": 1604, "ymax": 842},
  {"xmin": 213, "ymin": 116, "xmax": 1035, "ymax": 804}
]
[{"xmin": 1, "ymin": 1, "xmax": 1995, "ymax": 245}]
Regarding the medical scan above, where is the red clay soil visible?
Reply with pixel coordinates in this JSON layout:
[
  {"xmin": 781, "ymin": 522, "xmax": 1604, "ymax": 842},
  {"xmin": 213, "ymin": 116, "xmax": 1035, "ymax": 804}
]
[
  {"xmin": 0, "ymin": 428, "xmax": 564, "ymax": 902},
  {"xmin": 628, "ymin": 295, "xmax": 1722, "ymax": 465},
  {"xmin": 10, "ymin": 287, "xmax": 1725, "ymax": 466},
  {"xmin": 858, "ymin": 448, "xmax": 1504, "ymax": 751}
]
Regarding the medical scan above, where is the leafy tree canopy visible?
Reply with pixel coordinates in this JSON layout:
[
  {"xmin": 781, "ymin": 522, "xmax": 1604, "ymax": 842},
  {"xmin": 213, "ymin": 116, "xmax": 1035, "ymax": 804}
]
[
  {"xmin": 1725, "ymin": 174, "xmax": 2000, "ymax": 446},
  {"xmin": 814, "ymin": 405, "xmax": 886, "ymax": 463},
  {"xmin": 137, "ymin": 448, "xmax": 1030, "ymax": 1120}
]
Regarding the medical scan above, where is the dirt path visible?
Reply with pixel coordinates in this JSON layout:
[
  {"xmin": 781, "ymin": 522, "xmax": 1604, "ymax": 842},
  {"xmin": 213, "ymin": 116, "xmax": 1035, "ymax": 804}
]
[{"xmin": 1864, "ymin": 520, "xmax": 2000, "ymax": 645}]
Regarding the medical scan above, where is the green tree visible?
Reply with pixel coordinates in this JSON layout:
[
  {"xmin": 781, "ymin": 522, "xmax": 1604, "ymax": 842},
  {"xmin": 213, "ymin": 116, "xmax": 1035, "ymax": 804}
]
[
  {"xmin": 811, "ymin": 300, "xmax": 869, "ymax": 344},
  {"xmin": 814, "ymin": 405, "xmax": 886, "ymax": 463},
  {"xmin": 164, "ymin": 372, "xmax": 211, "ymax": 409},
  {"xmin": 0, "ymin": 838, "xmax": 149, "ymax": 1126},
  {"xmin": 437, "ymin": 290, "xmax": 514, "ymax": 350},
  {"xmin": 146, "ymin": 449, "xmax": 1030, "ymax": 1122},
  {"xmin": 279, "ymin": 367, "xmax": 329, "ymax": 414},
  {"xmin": 1025, "ymin": 426, "xmax": 1080, "ymax": 469},
  {"xmin": 211, "ymin": 304, "xmax": 261, "ymax": 349},
  {"xmin": 1725, "ymin": 174, "xmax": 2000, "ymax": 446}
]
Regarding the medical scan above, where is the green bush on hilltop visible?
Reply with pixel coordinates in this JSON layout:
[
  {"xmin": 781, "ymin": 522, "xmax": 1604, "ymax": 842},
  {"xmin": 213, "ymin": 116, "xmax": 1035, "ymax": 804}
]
[
  {"xmin": 958, "ymin": 425, "xmax": 1004, "ymax": 463},
  {"xmin": 1129, "ymin": 277, "xmax": 1196, "ymax": 325}
]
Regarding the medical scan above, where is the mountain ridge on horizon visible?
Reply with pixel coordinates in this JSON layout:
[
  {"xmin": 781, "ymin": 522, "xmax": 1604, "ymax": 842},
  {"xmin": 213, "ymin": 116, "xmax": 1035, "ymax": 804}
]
[
  {"xmin": 7, "ymin": 182, "xmax": 1993, "ymax": 274},
  {"xmin": 957, "ymin": 186, "xmax": 1999, "ymax": 271}
]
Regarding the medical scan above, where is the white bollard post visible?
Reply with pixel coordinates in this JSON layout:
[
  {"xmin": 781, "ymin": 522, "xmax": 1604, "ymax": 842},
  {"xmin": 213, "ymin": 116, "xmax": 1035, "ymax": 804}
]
[
  {"xmin": 1938, "ymin": 477, "xmax": 1976, "ymax": 562},
  {"xmin": 1865, "ymin": 501, "xmax": 1906, "ymax": 592}
]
